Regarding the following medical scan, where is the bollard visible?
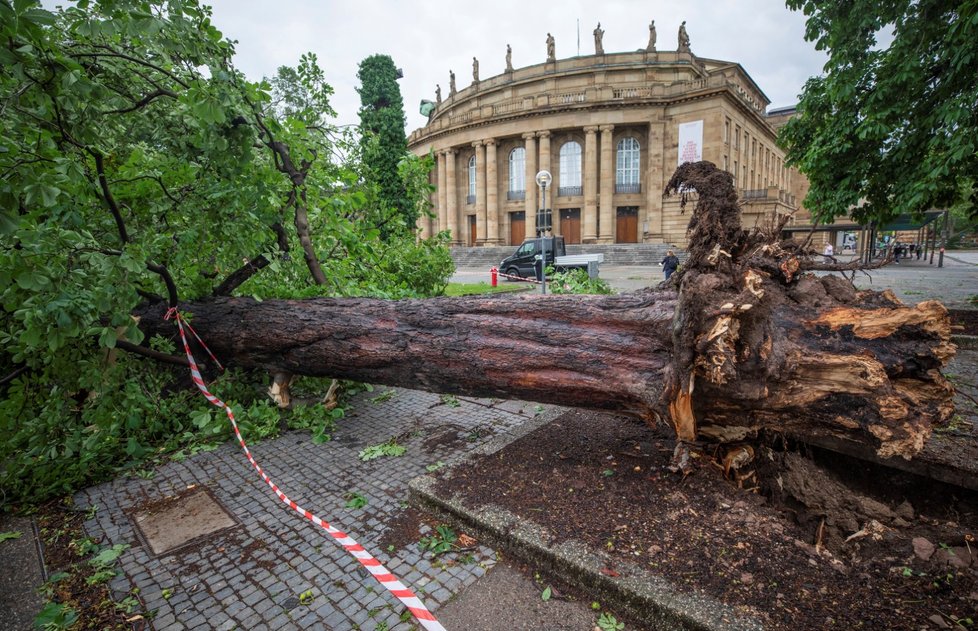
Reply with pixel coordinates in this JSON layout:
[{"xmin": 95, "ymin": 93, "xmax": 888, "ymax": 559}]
[{"xmin": 490, "ymin": 266, "xmax": 498, "ymax": 287}]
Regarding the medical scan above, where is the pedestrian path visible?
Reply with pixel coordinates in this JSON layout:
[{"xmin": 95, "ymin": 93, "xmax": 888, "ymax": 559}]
[{"xmin": 74, "ymin": 390, "xmax": 551, "ymax": 630}]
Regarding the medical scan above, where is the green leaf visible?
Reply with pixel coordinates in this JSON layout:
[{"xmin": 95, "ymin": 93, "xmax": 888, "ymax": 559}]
[
  {"xmin": 0, "ymin": 531, "xmax": 23, "ymax": 543},
  {"xmin": 22, "ymin": 7, "xmax": 56, "ymax": 26},
  {"xmin": 15, "ymin": 270, "xmax": 48, "ymax": 290},
  {"xmin": 34, "ymin": 602, "xmax": 78, "ymax": 628},
  {"xmin": 541, "ymin": 586, "xmax": 552, "ymax": 602},
  {"xmin": 89, "ymin": 543, "xmax": 128, "ymax": 567},
  {"xmin": 98, "ymin": 327, "xmax": 117, "ymax": 348}
]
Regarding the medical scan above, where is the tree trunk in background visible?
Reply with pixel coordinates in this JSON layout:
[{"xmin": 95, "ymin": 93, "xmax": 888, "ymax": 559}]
[{"xmin": 136, "ymin": 162, "xmax": 956, "ymax": 462}]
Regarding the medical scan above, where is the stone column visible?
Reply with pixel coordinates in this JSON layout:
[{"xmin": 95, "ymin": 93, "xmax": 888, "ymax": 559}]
[
  {"xmin": 598, "ymin": 124, "xmax": 615, "ymax": 243},
  {"xmin": 437, "ymin": 151, "xmax": 448, "ymax": 235},
  {"xmin": 583, "ymin": 126, "xmax": 599, "ymax": 243},
  {"xmin": 537, "ymin": 131, "xmax": 553, "ymax": 236},
  {"xmin": 523, "ymin": 132, "xmax": 538, "ymax": 240},
  {"xmin": 485, "ymin": 139, "xmax": 499, "ymax": 244},
  {"xmin": 473, "ymin": 140, "xmax": 487, "ymax": 244},
  {"xmin": 645, "ymin": 121, "xmax": 665, "ymax": 240},
  {"xmin": 445, "ymin": 149, "xmax": 460, "ymax": 245}
]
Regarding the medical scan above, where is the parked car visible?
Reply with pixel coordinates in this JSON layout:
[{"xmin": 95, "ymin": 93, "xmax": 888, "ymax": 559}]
[{"xmin": 499, "ymin": 237, "xmax": 603, "ymax": 280}]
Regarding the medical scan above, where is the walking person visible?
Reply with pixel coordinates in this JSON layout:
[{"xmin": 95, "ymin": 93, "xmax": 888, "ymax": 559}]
[{"xmin": 660, "ymin": 249, "xmax": 680, "ymax": 280}]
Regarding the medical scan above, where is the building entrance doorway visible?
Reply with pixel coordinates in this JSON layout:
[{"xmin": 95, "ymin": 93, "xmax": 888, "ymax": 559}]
[
  {"xmin": 560, "ymin": 208, "xmax": 581, "ymax": 244},
  {"xmin": 616, "ymin": 207, "xmax": 638, "ymax": 243},
  {"xmin": 510, "ymin": 212, "xmax": 525, "ymax": 245},
  {"xmin": 468, "ymin": 215, "xmax": 477, "ymax": 246}
]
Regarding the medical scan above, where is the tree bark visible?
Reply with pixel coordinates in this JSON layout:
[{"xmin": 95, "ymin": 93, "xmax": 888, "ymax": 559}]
[
  {"xmin": 137, "ymin": 280, "xmax": 952, "ymax": 461},
  {"xmin": 136, "ymin": 162, "xmax": 956, "ymax": 463},
  {"xmin": 139, "ymin": 290, "xmax": 677, "ymax": 417}
]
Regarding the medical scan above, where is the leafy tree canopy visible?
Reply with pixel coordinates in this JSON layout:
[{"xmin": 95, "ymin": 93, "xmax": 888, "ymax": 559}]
[
  {"xmin": 0, "ymin": 0, "xmax": 451, "ymax": 504},
  {"xmin": 781, "ymin": 0, "xmax": 978, "ymax": 225},
  {"xmin": 356, "ymin": 54, "xmax": 413, "ymax": 231}
]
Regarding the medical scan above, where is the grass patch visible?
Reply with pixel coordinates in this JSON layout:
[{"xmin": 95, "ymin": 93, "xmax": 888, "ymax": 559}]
[{"xmin": 442, "ymin": 282, "xmax": 529, "ymax": 296}]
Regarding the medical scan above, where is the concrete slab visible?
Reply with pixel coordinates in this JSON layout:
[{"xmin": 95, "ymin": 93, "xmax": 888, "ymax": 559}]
[{"xmin": 132, "ymin": 488, "xmax": 237, "ymax": 556}]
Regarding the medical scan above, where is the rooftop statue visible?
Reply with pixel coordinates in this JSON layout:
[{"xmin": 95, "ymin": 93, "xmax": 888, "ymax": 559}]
[{"xmin": 678, "ymin": 20, "xmax": 691, "ymax": 53}]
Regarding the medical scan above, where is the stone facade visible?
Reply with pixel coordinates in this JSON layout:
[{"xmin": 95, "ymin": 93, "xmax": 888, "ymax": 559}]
[{"xmin": 409, "ymin": 41, "xmax": 801, "ymax": 247}]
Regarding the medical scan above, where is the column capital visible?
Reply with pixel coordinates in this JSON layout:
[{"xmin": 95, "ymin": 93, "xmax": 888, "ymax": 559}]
[
  {"xmin": 522, "ymin": 132, "xmax": 537, "ymax": 140},
  {"xmin": 537, "ymin": 130, "xmax": 551, "ymax": 139},
  {"xmin": 583, "ymin": 126, "xmax": 599, "ymax": 134},
  {"xmin": 441, "ymin": 147, "xmax": 456, "ymax": 157},
  {"xmin": 484, "ymin": 138, "xmax": 496, "ymax": 146},
  {"xmin": 471, "ymin": 140, "xmax": 484, "ymax": 148},
  {"xmin": 599, "ymin": 124, "xmax": 615, "ymax": 133}
]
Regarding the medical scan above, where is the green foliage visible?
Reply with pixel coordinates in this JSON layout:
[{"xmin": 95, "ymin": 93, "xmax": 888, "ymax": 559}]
[
  {"xmin": 439, "ymin": 394, "xmax": 461, "ymax": 408},
  {"xmin": 370, "ymin": 390, "xmax": 396, "ymax": 403},
  {"xmin": 357, "ymin": 54, "xmax": 413, "ymax": 231},
  {"xmin": 0, "ymin": 531, "xmax": 23, "ymax": 543},
  {"xmin": 88, "ymin": 543, "xmax": 127, "ymax": 567},
  {"xmin": 781, "ymin": 1, "xmax": 978, "ymax": 225},
  {"xmin": 84, "ymin": 542, "xmax": 128, "ymax": 585},
  {"xmin": 357, "ymin": 438, "xmax": 406, "ymax": 461},
  {"xmin": 0, "ymin": 0, "xmax": 453, "ymax": 506},
  {"xmin": 418, "ymin": 524, "xmax": 457, "ymax": 556},
  {"xmin": 343, "ymin": 492, "xmax": 368, "ymax": 510},
  {"xmin": 268, "ymin": 56, "xmax": 336, "ymax": 124},
  {"xmin": 33, "ymin": 602, "xmax": 78, "ymax": 630},
  {"xmin": 547, "ymin": 268, "xmax": 614, "ymax": 295},
  {"xmin": 597, "ymin": 612, "xmax": 625, "ymax": 631}
]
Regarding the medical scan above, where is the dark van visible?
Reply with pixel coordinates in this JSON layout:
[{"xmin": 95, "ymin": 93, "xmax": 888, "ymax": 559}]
[{"xmin": 499, "ymin": 237, "xmax": 566, "ymax": 279}]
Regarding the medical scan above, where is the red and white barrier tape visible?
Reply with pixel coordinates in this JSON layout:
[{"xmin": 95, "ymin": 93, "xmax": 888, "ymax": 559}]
[
  {"xmin": 496, "ymin": 270, "xmax": 542, "ymax": 284},
  {"xmin": 164, "ymin": 308, "xmax": 446, "ymax": 631}
]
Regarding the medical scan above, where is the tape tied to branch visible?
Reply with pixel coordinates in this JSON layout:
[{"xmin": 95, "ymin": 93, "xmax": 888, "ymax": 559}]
[{"xmin": 168, "ymin": 310, "xmax": 446, "ymax": 631}]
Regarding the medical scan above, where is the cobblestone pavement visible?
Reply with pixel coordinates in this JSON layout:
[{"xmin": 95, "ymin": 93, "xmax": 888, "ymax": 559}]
[{"xmin": 74, "ymin": 389, "xmax": 555, "ymax": 630}]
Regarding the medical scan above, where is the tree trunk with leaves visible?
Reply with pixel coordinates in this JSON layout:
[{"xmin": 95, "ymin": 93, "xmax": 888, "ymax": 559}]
[{"xmin": 137, "ymin": 162, "xmax": 955, "ymax": 462}]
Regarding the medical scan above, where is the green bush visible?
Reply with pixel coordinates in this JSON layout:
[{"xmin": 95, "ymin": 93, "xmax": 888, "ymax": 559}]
[{"xmin": 547, "ymin": 268, "xmax": 614, "ymax": 295}]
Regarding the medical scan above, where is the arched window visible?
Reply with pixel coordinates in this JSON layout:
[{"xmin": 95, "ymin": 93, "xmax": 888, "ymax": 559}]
[
  {"xmin": 558, "ymin": 142, "xmax": 582, "ymax": 196},
  {"xmin": 467, "ymin": 155, "xmax": 476, "ymax": 204},
  {"xmin": 508, "ymin": 147, "xmax": 526, "ymax": 200},
  {"xmin": 616, "ymin": 137, "xmax": 641, "ymax": 193}
]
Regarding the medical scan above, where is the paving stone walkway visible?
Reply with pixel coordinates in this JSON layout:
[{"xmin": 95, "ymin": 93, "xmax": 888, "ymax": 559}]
[{"xmin": 74, "ymin": 389, "xmax": 555, "ymax": 630}]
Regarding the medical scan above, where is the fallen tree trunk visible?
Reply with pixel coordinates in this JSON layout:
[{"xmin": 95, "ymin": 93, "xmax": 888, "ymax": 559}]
[{"xmin": 136, "ymin": 162, "xmax": 955, "ymax": 462}]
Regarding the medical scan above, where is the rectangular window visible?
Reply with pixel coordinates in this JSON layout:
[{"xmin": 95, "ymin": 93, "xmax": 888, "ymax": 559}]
[
  {"xmin": 723, "ymin": 118, "xmax": 731, "ymax": 144},
  {"xmin": 558, "ymin": 141, "xmax": 583, "ymax": 195},
  {"xmin": 615, "ymin": 137, "xmax": 641, "ymax": 193},
  {"xmin": 734, "ymin": 126, "xmax": 741, "ymax": 150},
  {"xmin": 509, "ymin": 147, "xmax": 526, "ymax": 195}
]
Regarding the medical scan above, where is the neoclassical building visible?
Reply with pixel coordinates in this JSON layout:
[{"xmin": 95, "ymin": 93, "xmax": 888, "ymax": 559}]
[{"xmin": 409, "ymin": 27, "xmax": 804, "ymax": 247}]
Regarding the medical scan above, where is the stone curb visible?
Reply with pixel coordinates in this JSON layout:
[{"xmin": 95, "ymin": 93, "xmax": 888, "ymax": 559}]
[{"xmin": 408, "ymin": 410, "xmax": 763, "ymax": 631}]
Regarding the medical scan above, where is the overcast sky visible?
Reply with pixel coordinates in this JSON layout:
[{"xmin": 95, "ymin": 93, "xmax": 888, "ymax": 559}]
[{"xmin": 201, "ymin": 0, "xmax": 828, "ymax": 132}]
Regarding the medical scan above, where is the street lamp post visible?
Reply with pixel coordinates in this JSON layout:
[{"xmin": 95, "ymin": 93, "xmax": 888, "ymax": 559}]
[{"xmin": 535, "ymin": 170, "xmax": 552, "ymax": 295}]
